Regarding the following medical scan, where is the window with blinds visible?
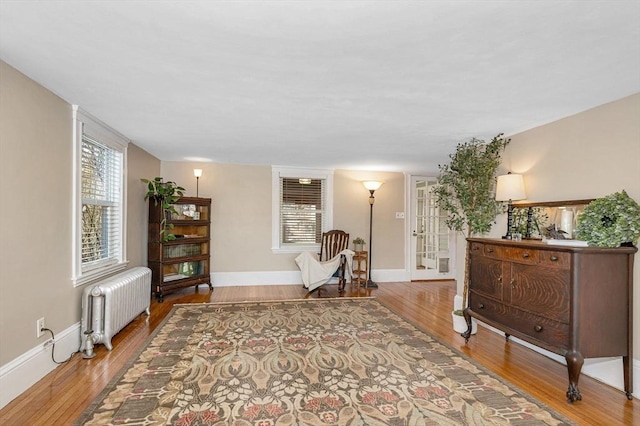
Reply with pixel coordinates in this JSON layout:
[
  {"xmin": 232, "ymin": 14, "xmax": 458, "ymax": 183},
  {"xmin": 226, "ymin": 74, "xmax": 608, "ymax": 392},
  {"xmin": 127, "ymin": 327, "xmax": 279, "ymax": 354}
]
[
  {"xmin": 73, "ymin": 105, "xmax": 128, "ymax": 285},
  {"xmin": 280, "ymin": 177, "xmax": 324, "ymax": 245},
  {"xmin": 81, "ymin": 135, "xmax": 123, "ymax": 266}
]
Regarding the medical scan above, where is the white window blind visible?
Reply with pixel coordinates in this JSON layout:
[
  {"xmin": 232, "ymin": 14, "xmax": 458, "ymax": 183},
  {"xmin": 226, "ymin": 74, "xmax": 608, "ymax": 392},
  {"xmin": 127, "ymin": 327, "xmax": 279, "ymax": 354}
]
[
  {"xmin": 81, "ymin": 134, "xmax": 122, "ymax": 266},
  {"xmin": 280, "ymin": 177, "xmax": 324, "ymax": 245}
]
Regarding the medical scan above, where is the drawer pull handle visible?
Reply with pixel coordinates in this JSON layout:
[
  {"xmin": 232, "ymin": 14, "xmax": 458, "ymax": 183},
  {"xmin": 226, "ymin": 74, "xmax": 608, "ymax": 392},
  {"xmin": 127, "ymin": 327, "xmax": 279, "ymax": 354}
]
[
  {"xmin": 478, "ymin": 303, "xmax": 485, "ymax": 309},
  {"xmin": 497, "ymin": 276, "xmax": 502, "ymax": 283},
  {"xmin": 534, "ymin": 325, "xmax": 543, "ymax": 332},
  {"xmin": 487, "ymin": 248, "xmax": 494, "ymax": 253},
  {"xmin": 510, "ymin": 278, "xmax": 516, "ymax": 287},
  {"xmin": 522, "ymin": 253, "xmax": 530, "ymax": 258},
  {"xmin": 550, "ymin": 255, "xmax": 559, "ymax": 261},
  {"xmin": 473, "ymin": 245, "xmax": 480, "ymax": 251}
]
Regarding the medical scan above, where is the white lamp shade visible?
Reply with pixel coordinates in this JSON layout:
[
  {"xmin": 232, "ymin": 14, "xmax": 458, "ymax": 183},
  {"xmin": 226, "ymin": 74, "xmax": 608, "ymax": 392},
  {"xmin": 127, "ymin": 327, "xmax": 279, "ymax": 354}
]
[
  {"xmin": 193, "ymin": 169, "xmax": 203, "ymax": 178},
  {"xmin": 363, "ymin": 180, "xmax": 383, "ymax": 191},
  {"xmin": 495, "ymin": 174, "xmax": 526, "ymax": 201}
]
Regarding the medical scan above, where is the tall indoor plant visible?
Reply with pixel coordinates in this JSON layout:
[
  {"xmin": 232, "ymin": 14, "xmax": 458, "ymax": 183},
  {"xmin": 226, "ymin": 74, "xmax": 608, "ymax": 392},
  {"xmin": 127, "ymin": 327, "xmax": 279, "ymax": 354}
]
[
  {"xmin": 433, "ymin": 133, "xmax": 510, "ymax": 324},
  {"xmin": 141, "ymin": 177, "xmax": 185, "ymax": 241}
]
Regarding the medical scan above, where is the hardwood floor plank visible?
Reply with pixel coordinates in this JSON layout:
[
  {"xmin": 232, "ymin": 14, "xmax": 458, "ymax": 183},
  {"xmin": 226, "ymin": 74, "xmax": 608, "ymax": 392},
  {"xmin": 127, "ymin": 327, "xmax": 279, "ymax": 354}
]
[{"xmin": 0, "ymin": 281, "xmax": 637, "ymax": 425}]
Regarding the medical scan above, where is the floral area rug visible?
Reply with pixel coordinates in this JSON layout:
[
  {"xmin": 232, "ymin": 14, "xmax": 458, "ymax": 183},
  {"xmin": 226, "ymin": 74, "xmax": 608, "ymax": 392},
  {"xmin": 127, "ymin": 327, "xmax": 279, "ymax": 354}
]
[{"xmin": 75, "ymin": 298, "xmax": 574, "ymax": 425}]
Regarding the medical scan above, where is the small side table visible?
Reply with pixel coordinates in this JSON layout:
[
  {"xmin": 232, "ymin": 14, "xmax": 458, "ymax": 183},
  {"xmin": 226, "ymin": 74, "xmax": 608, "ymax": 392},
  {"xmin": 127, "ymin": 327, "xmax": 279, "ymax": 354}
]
[{"xmin": 351, "ymin": 251, "xmax": 368, "ymax": 291}]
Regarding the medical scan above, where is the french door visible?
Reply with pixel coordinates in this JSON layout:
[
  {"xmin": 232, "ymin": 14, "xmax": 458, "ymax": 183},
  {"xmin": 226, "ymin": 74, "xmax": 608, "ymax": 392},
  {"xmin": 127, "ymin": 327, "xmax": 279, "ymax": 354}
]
[{"xmin": 409, "ymin": 176, "xmax": 455, "ymax": 280}]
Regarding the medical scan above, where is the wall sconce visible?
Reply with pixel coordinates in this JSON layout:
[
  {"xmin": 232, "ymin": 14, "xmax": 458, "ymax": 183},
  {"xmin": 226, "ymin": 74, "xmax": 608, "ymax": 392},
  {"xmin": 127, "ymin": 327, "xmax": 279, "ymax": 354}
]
[
  {"xmin": 193, "ymin": 169, "xmax": 202, "ymax": 197},
  {"xmin": 362, "ymin": 180, "xmax": 383, "ymax": 288},
  {"xmin": 496, "ymin": 173, "xmax": 526, "ymax": 239}
]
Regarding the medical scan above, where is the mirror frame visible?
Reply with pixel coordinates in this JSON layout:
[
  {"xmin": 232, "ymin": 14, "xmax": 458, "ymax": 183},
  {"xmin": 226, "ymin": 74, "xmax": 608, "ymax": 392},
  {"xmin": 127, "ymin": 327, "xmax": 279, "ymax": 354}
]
[{"xmin": 512, "ymin": 199, "xmax": 595, "ymax": 240}]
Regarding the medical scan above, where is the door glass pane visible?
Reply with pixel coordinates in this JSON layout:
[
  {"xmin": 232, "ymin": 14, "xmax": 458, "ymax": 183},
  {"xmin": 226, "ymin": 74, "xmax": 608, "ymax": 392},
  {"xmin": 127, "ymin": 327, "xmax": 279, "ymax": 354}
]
[{"xmin": 414, "ymin": 178, "xmax": 448, "ymax": 272}]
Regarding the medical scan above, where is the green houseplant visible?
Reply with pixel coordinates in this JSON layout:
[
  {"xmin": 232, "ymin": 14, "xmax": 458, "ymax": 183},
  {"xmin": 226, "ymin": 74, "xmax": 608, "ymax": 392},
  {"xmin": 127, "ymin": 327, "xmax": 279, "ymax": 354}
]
[
  {"xmin": 575, "ymin": 190, "xmax": 640, "ymax": 247},
  {"xmin": 432, "ymin": 134, "xmax": 510, "ymax": 327},
  {"xmin": 352, "ymin": 237, "xmax": 366, "ymax": 251},
  {"xmin": 141, "ymin": 177, "xmax": 185, "ymax": 241}
]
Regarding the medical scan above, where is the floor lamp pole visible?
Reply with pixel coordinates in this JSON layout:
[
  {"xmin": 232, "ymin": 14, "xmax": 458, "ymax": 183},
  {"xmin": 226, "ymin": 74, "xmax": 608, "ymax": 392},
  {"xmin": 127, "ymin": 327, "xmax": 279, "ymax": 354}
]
[{"xmin": 367, "ymin": 190, "xmax": 378, "ymax": 289}]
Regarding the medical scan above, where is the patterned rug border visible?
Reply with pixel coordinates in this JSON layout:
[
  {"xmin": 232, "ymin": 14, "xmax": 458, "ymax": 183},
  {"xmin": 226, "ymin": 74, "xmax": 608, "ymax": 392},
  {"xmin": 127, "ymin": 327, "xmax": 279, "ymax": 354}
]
[{"xmin": 75, "ymin": 297, "xmax": 576, "ymax": 425}]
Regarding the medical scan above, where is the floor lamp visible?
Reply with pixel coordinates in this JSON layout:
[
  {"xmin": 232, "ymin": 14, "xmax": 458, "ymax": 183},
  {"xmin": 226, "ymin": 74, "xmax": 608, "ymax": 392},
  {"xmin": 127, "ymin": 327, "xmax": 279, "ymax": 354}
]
[
  {"xmin": 193, "ymin": 169, "xmax": 202, "ymax": 197},
  {"xmin": 495, "ymin": 173, "xmax": 526, "ymax": 239},
  {"xmin": 363, "ymin": 181, "xmax": 383, "ymax": 288}
]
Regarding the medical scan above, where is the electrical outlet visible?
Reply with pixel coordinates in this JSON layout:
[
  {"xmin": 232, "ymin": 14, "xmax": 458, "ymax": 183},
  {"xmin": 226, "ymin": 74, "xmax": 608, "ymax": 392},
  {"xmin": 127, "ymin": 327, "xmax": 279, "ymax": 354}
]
[
  {"xmin": 43, "ymin": 338, "xmax": 54, "ymax": 348},
  {"xmin": 36, "ymin": 317, "xmax": 45, "ymax": 338}
]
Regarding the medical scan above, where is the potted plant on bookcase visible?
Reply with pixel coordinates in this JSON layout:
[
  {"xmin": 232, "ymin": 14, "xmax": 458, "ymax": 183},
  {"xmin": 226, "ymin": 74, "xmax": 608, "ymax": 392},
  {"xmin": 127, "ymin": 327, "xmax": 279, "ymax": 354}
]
[
  {"xmin": 432, "ymin": 133, "xmax": 510, "ymax": 334},
  {"xmin": 141, "ymin": 177, "xmax": 185, "ymax": 241}
]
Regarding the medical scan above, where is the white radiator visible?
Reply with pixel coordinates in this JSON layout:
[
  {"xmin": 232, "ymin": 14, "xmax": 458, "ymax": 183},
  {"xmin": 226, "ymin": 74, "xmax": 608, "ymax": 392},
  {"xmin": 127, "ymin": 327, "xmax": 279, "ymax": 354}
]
[{"xmin": 80, "ymin": 267, "xmax": 151, "ymax": 351}]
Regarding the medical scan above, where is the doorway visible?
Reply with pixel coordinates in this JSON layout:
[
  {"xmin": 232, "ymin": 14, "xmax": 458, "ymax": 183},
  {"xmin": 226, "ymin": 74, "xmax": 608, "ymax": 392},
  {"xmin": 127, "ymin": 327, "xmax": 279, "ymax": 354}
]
[{"xmin": 409, "ymin": 176, "xmax": 455, "ymax": 280}]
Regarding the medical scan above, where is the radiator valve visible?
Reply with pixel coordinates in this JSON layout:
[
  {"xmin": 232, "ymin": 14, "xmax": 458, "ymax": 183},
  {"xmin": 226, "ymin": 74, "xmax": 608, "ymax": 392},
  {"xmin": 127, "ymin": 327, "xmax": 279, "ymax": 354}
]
[{"xmin": 82, "ymin": 330, "xmax": 97, "ymax": 359}]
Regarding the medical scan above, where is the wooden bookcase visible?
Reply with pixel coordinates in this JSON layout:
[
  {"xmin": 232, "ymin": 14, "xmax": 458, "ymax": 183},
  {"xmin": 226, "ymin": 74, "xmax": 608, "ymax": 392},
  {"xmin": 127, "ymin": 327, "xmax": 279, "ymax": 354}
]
[{"xmin": 148, "ymin": 197, "xmax": 212, "ymax": 301}]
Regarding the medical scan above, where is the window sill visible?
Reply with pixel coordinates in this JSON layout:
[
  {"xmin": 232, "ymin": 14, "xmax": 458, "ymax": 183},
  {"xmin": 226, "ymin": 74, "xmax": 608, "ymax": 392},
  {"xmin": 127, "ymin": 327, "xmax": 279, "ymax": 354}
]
[
  {"xmin": 73, "ymin": 261, "xmax": 129, "ymax": 287},
  {"xmin": 272, "ymin": 244, "xmax": 320, "ymax": 254}
]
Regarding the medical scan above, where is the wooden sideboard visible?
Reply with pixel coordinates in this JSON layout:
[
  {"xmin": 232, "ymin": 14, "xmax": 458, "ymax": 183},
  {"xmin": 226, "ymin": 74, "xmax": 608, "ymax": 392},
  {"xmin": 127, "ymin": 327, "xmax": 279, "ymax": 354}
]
[{"xmin": 463, "ymin": 237, "xmax": 636, "ymax": 402}]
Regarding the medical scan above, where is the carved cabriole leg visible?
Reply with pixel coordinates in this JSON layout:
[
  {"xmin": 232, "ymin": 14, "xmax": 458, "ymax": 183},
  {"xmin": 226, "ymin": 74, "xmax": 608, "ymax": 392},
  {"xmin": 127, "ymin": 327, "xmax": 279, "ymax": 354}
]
[
  {"xmin": 461, "ymin": 307, "xmax": 473, "ymax": 342},
  {"xmin": 623, "ymin": 355, "xmax": 633, "ymax": 400},
  {"xmin": 565, "ymin": 350, "xmax": 584, "ymax": 403}
]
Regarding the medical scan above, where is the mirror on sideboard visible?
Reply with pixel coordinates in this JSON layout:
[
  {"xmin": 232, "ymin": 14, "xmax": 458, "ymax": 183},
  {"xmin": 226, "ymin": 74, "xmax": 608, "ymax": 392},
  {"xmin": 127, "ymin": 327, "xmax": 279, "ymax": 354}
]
[{"xmin": 511, "ymin": 199, "xmax": 594, "ymax": 240}]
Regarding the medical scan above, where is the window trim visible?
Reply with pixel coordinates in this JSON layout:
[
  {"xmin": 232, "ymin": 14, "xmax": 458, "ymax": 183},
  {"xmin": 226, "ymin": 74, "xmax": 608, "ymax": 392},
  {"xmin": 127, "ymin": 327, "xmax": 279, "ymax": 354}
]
[
  {"xmin": 271, "ymin": 166, "xmax": 333, "ymax": 253},
  {"xmin": 72, "ymin": 106, "xmax": 129, "ymax": 286}
]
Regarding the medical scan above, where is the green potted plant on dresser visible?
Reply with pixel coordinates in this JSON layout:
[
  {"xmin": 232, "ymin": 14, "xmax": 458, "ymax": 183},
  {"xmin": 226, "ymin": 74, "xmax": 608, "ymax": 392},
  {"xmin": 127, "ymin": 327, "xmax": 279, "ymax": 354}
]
[{"xmin": 432, "ymin": 134, "xmax": 510, "ymax": 334}]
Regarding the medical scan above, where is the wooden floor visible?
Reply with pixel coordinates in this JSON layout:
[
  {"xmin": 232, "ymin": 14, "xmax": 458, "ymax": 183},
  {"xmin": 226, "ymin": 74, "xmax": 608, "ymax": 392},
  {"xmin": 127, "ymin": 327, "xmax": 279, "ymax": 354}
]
[{"xmin": 1, "ymin": 281, "xmax": 637, "ymax": 425}]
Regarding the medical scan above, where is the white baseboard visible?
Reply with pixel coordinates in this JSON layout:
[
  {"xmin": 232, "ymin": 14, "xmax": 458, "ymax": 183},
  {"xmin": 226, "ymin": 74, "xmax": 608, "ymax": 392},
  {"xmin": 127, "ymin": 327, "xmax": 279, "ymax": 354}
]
[
  {"xmin": 480, "ymin": 322, "xmax": 638, "ymax": 398},
  {"xmin": 0, "ymin": 322, "xmax": 81, "ymax": 409},
  {"xmin": 212, "ymin": 269, "xmax": 407, "ymax": 287}
]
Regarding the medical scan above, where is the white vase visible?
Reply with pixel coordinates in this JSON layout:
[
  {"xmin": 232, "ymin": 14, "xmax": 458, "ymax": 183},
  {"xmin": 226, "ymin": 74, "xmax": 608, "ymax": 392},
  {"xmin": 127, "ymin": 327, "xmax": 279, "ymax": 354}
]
[{"xmin": 452, "ymin": 311, "xmax": 477, "ymax": 334}]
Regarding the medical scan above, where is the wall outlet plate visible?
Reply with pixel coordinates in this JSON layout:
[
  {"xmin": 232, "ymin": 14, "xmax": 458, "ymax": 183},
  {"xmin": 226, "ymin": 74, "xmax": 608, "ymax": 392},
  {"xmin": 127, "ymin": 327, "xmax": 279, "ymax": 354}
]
[{"xmin": 36, "ymin": 317, "xmax": 45, "ymax": 338}]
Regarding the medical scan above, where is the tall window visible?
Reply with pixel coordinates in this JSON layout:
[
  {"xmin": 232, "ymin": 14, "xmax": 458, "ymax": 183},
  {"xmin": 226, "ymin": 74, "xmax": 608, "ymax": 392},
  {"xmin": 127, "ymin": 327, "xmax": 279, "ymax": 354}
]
[
  {"xmin": 73, "ymin": 106, "xmax": 128, "ymax": 285},
  {"xmin": 272, "ymin": 167, "xmax": 333, "ymax": 252}
]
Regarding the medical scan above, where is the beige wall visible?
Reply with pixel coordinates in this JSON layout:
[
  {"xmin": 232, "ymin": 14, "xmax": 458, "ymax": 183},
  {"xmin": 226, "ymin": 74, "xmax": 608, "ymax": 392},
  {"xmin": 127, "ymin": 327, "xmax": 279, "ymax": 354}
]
[
  {"xmin": 159, "ymin": 163, "xmax": 406, "ymax": 277},
  {"xmin": 454, "ymin": 92, "xmax": 640, "ymax": 359},
  {"xmin": 128, "ymin": 143, "xmax": 161, "ymax": 266},
  {"xmin": 0, "ymin": 61, "xmax": 158, "ymax": 365}
]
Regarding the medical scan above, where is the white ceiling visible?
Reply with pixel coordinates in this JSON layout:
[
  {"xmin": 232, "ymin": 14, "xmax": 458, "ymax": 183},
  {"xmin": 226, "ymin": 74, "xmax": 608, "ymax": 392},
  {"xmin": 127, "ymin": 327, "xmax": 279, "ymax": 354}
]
[{"xmin": 1, "ymin": 1, "xmax": 639, "ymax": 173}]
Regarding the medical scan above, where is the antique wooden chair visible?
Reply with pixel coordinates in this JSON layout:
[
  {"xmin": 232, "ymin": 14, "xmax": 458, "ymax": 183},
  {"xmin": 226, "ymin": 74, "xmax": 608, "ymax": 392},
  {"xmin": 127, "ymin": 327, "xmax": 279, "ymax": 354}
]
[{"xmin": 318, "ymin": 229, "xmax": 350, "ymax": 293}]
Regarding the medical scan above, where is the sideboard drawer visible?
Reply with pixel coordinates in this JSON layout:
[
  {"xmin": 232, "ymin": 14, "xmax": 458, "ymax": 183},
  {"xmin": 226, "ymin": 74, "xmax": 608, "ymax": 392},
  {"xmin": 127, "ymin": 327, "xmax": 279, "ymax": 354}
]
[
  {"xmin": 470, "ymin": 292, "xmax": 569, "ymax": 350},
  {"xmin": 468, "ymin": 292, "xmax": 504, "ymax": 324},
  {"xmin": 501, "ymin": 307, "xmax": 570, "ymax": 350},
  {"xmin": 538, "ymin": 250, "xmax": 570, "ymax": 268},
  {"xmin": 503, "ymin": 247, "xmax": 539, "ymax": 264}
]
